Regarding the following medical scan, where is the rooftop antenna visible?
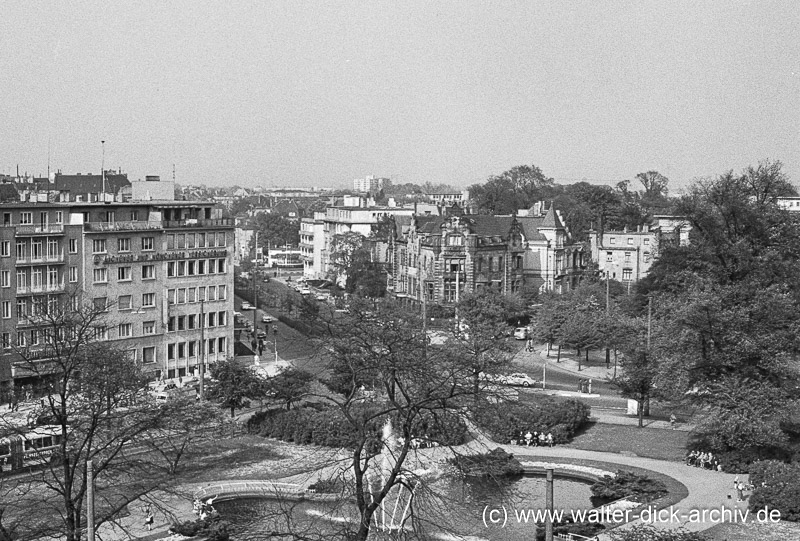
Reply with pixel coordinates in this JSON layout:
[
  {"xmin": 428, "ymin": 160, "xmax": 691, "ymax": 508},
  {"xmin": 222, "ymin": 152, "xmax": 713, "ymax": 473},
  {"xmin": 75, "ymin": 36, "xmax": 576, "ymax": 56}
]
[
  {"xmin": 173, "ymin": 163, "xmax": 176, "ymax": 182},
  {"xmin": 47, "ymin": 137, "xmax": 51, "ymax": 181},
  {"xmin": 101, "ymin": 140, "xmax": 106, "ymax": 202}
]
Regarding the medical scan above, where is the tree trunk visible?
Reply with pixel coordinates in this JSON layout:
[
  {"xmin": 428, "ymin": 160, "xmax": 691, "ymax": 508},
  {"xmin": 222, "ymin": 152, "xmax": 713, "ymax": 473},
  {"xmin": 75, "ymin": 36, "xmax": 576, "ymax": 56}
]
[
  {"xmin": 585, "ymin": 349, "xmax": 589, "ymax": 365},
  {"xmin": 638, "ymin": 398, "xmax": 644, "ymax": 428},
  {"xmin": 605, "ymin": 348, "xmax": 610, "ymax": 368},
  {"xmin": 230, "ymin": 406, "xmax": 235, "ymax": 418},
  {"xmin": 556, "ymin": 344, "xmax": 561, "ymax": 363},
  {"xmin": 546, "ymin": 342, "xmax": 551, "ymax": 357}
]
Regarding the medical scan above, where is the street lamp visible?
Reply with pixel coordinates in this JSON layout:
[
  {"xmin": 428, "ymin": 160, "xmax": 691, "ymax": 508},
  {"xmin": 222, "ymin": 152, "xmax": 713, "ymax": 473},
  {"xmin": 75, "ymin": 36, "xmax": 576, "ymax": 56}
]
[{"xmin": 273, "ymin": 325, "xmax": 278, "ymax": 363}]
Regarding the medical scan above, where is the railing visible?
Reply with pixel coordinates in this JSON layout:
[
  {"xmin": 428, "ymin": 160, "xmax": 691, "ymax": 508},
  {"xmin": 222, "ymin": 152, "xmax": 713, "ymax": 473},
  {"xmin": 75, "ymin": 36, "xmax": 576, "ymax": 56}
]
[
  {"xmin": 16, "ymin": 252, "xmax": 65, "ymax": 265},
  {"xmin": 16, "ymin": 282, "xmax": 65, "ymax": 295},
  {"xmin": 84, "ymin": 221, "xmax": 163, "ymax": 232},
  {"xmin": 15, "ymin": 224, "xmax": 64, "ymax": 235}
]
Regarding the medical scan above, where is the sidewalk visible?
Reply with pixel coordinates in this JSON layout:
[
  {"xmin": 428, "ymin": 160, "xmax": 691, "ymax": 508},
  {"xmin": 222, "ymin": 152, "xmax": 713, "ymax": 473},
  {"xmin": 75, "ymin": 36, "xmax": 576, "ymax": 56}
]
[{"xmin": 533, "ymin": 345, "xmax": 615, "ymax": 381}]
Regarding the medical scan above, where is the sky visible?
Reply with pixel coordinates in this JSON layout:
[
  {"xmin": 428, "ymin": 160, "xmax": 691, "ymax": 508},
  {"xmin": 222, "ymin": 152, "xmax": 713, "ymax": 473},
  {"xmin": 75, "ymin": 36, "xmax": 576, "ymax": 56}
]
[{"xmin": 1, "ymin": 1, "xmax": 798, "ymax": 191}]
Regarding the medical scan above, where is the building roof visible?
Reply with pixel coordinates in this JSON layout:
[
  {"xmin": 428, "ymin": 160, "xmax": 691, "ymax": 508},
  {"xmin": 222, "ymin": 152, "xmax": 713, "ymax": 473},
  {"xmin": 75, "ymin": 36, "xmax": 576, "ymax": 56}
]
[
  {"xmin": 516, "ymin": 216, "xmax": 548, "ymax": 241},
  {"xmin": 540, "ymin": 206, "xmax": 564, "ymax": 229}
]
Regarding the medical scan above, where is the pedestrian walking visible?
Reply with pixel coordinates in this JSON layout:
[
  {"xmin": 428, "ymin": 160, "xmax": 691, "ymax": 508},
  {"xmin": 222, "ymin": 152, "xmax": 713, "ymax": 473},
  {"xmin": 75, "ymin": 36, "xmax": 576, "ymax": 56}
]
[
  {"xmin": 736, "ymin": 482, "xmax": 745, "ymax": 502},
  {"xmin": 578, "ymin": 379, "xmax": 583, "ymax": 393},
  {"xmin": 734, "ymin": 475, "xmax": 739, "ymax": 488},
  {"xmin": 144, "ymin": 504, "xmax": 154, "ymax": 531},
  {"xmin": 670, "ymin": 414, "xmax": 677, "ymax": 430},
  {"xmin": 547, "ymin": 432, "xmax": 554, "ymax": 447}
]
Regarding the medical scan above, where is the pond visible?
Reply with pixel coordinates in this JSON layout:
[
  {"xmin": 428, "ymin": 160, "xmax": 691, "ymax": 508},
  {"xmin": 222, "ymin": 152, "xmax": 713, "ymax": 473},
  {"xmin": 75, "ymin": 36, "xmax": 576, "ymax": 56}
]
[{"xmin": 215, "ymin": 473, "xmax": 596, "ymax": 541}]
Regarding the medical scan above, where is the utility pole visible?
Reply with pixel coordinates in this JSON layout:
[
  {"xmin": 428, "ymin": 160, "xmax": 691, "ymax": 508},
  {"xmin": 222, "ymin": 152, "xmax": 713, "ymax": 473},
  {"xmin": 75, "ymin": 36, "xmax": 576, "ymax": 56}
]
[
  {"xmin": 647, "ymin": 295, "xmax": 652, "ymax": 350},
  {"xmin": 253, "ymin": 231, "xmax": 259, "ymax": 335},
  {"xmin": 199, "ymin": 299, "xmax": 205, "ymax": 399},
  {"xmin": 100, "ymin": 141, "xmax": 106, "ymax": 202},
  {"xmin": 87, "ymin": 460, "xmax": 95, "ymax": 541},
  {"xmin": 545, "ymin": 468, "xmax": 554, "ymax": 541}
]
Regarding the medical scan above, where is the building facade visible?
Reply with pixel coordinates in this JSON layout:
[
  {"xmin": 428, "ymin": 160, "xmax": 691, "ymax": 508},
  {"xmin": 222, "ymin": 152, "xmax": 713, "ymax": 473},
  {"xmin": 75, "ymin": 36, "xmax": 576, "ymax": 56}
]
[
  {"xmin": 588, "ymin": 216, "xmax": 690, "ymax": 284},
  {"xmin": 353, "ymin": 175, "xmax": 390, "ymax": 193},
  {"xmin": 0, "ymin": 201, "xmax": 234, "ymax": 395},
  {"xmin": 389, "ymin": 205, "xmax": 586, "ymax": 304}
]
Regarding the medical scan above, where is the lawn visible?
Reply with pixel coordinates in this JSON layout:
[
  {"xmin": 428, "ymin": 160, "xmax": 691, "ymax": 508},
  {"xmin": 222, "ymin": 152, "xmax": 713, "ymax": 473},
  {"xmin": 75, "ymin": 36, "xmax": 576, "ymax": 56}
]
[{"xmin": 564, "ymin": 422, "xmax": 690, "ymax": 462}]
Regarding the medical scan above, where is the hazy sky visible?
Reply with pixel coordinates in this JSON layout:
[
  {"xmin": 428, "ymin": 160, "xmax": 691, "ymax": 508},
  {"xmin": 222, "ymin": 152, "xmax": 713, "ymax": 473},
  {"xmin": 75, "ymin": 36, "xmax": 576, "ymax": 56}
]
[{"xmin": 2, "ymin": 1, "xmax": 798, "ymax": 190}]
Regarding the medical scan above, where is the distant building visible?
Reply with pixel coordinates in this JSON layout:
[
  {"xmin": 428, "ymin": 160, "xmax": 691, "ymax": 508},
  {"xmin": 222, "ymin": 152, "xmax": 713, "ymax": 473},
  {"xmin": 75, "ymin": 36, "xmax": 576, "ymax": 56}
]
[
  {"xmin": 353, "ymin": 175, "xmax": 390, "ymax": 193},
  {"xmin": 426, "ymin": 189, "xmax": 470, "ymax": 205},
  {"xmin": 588, "ymin": 215, "xmax": 690, "ymax": 284},
  {"xmin": 390, "ymin": 203, "xmax": 586, "ymax": 303},
  {"xmin": 777, "ymin": 197, "xmax": 800, "ymax": 212}
]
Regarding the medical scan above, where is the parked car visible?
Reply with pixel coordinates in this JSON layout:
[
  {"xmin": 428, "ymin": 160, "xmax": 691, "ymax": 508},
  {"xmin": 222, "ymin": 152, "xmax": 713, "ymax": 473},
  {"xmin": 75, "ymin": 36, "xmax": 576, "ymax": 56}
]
[
  {"xmin": 257, "ymin": 330, "xmax": 268, "ymax": 339},
  {"xmin": 513, "ymin": 327, "xmax": 528, "ymax": 340},
  {"xmin": 240, "ymin": 302, "xmax": 253, "ymax": 310},
  {"xmin": 500, "ymin": 373, "xmax": 537, "ymax": 387},
  {"xmin": 300, "ymin": 288, "xmax": 311, "ymax": 295},
  {"xmin": 261, "ymin": 314, "xmax": 275, "ymax": 323}
]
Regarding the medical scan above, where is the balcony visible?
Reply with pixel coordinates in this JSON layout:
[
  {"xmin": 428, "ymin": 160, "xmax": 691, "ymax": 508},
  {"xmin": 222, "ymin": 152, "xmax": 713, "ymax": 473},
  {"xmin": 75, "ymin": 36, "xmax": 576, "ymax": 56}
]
[
  {"xmin": 16, "ymin": 282, "xmax": 66, "ymax": 295},
  {"xmin": 15, "ymin": 224, "xmax": 64, "ymax": 236},
  {"xmin": 16, "ymin": 252, "xmax": 65, "ymax": 265},
  {"xmin": 163, "ymin": 218, "xmax": 234, "ymax": 229},
  {"xmin": 85, "ymin": 221, "xmax": 163, "ymax": 232}
]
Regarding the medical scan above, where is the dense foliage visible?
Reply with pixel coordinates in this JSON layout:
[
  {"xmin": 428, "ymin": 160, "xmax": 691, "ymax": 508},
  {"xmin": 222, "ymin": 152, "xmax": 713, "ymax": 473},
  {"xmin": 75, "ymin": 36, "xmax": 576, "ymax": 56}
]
[
  {"xmin": 170, "ymin": 516, "xmax": 230, "ymax": 541},
  {"xmin": 635, "ymin": 161, "xmax": 800, "ymax": 455},
  {"xmin": 467, "ymin": 164, "xmax": 674, "ymax": 239},
  {"xmin": 473, "ymin": 396, "xmax": 590, "ymax": 444},
  {"xmin": 590, "ymin": 470, "xmax": 668, "ymax": 504},
  {"xmin": 748, "ymin": 460, "xmax": 800, "ymax": 521}
]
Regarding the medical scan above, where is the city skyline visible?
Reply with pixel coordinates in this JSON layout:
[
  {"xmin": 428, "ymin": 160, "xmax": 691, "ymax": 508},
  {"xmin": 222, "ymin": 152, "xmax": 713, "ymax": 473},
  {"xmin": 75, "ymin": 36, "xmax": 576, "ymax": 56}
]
[{"xmin": 2, "ymin": 2, "xmax": 798, "ymax": 191}]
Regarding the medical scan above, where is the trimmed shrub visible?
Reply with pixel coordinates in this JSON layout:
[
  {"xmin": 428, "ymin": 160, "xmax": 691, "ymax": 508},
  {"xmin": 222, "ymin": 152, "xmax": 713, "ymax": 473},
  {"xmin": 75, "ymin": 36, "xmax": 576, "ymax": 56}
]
[
  {"xmin": 590, "ymin": 470, "xmax": 668, "ymax": 504},
  {"xmin": 473, "ymin": 396, "xmax": 590, "ymax": 444},
  {"xmin": 449, "ymin": 447, "xmax": 524, "ymax": 478},
  {"xmin": 748, "ymin": 460, "xmax": 800, "ymax": 521},
  {"xmin": 170, "ymin": 517, "xmax": 230, "ymax": 541},
  {"xmin": 246, "ymin": 404, "xmax": 469, "ymax": 449}
]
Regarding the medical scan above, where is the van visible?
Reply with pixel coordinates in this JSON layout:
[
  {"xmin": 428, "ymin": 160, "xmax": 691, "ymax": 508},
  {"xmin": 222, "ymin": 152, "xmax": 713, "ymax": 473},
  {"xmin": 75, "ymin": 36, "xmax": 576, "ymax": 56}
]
[{"xmin": 513, "ymin": 327, "xmax": 528, "ymax": 340}]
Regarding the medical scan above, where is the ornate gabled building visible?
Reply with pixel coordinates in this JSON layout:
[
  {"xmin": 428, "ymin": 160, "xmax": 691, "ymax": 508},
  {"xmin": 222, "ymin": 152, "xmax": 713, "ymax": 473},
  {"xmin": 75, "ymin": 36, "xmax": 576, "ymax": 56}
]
[{"xmin": 389, "ymin": 204, "xmax": 587, "ymax": 304}]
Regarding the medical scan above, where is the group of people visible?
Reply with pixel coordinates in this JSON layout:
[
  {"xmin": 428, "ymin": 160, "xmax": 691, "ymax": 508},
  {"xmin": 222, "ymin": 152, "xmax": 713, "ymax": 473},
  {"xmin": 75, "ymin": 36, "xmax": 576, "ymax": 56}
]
[
  {"xmin": 192, "ymin": 496, "xmax": 218, "ymax": 521},
  {"xmin": 685, "ymin": 450, "xmax": 723, "ymax": 471},
  {"xmin": 511, "ymin": 430, "xmax": 555, "ymax": 447},
  {"xmin": 578, "ymin": 379, "xmax": 593, "ymax": 394}
]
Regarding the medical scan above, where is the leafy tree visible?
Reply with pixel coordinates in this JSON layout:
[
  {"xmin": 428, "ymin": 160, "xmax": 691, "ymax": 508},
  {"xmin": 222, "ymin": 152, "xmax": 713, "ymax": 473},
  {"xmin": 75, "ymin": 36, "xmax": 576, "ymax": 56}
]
[
  {"xmin": 614, "ymin": 347, "xmax": 657, "ymax": 428},
  {"xmin": 208, "ymin": 359, "xmax": 261, "ymax": 417},
  {"xmin": 468, "ymin": 164, "xmax": 555, "ymax": 214},
  {"xmin": 266, "ymin": 368, "xmax": 314, "ymax": 410},
  {"xmin": 249, "ymin": 213, "xmax": 300, "ymax": 250},
  {"xmin": 328, "ymin": 232, "xmax": 387, "ymax": 297},
  {"xmin": 449, "ymin": 289, "xmax": 522, "ymax": 396}
]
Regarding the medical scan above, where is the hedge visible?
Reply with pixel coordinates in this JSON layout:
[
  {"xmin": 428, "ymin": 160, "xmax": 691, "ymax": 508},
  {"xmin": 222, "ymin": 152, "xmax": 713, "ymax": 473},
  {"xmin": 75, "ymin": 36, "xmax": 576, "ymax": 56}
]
[
  {"xmin": 246, "ymin": 404, "xmax": 469, "ymax": 449},
  {"xmin": 472, "ymin": 396, "xmax": 590, "ymax": 444}
]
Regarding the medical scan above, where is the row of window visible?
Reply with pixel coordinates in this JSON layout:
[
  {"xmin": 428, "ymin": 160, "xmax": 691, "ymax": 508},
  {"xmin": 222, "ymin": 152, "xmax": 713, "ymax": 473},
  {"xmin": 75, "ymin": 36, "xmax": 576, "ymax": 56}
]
[
  {"xmin": 609, "ymin": 236, "xmax": 650, "ymax": 246},
  {"xmin": 1, "ymin": 267, "xmax": 61, "ymax": 288},
  {"xmin": 167, "ymin": 338, "xmax": 227, "ymax": 361},
  {"xmin": 166, "ymin": 258, "xmax": 226, "ymax": 277},
  {"xmin": 605, "ymin": 251, "xmax": 651, "ymax": 264},
  {"xmin": 167, "ymin": 285, "xmax": 227, "ymax": 304},
  {"xmin": 9, "ymin": 211, "xmax": 64, "ymax": 226},
  {"xmin": 92, "ymin": 237, "xmax": 155, "ymax": 254},
  {"xmin": 167, "ymin": 311, "xmax": 228, "ymax": 332},
  {"xmin": 166, "ymin": 232, "xmax": 227, "ymax": 250},
  {"xmin": 91, "ymin": 265, "xmax": 157, "ymax": 284}
]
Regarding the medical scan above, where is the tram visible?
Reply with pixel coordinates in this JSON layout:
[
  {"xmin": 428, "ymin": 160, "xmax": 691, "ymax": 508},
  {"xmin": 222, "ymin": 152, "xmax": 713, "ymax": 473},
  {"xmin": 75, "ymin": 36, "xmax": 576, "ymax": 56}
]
[{"xmin": 0, "ymin": 426, "xmax": 63, "ymax": 473}]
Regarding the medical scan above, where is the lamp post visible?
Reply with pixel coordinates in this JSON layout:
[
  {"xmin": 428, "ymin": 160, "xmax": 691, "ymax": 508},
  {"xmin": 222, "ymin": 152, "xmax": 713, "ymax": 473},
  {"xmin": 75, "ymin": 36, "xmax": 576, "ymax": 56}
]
[
  {"xmin": 199, "ymin": 299, "xmax": 205, "ymax": 400},
  {"xmin": 273, "ymin": 325, "xmax": 278, "ymax": 363}
]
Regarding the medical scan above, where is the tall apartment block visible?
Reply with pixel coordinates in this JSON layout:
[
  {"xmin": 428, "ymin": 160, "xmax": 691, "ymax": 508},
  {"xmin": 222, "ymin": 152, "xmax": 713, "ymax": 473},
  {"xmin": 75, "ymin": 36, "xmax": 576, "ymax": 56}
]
[{"xmin": 0, "ymin": 201, "xmax": 234, "ymax": 395}]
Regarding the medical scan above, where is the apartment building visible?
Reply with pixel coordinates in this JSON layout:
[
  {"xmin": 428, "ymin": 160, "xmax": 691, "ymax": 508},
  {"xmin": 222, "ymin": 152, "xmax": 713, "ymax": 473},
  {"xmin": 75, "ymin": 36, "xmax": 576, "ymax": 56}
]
[
  {"xmin": 588, "ymin": 216, "xmax": 690, "ymax": 284},
  {"xmin": 0, "ymin": 201, "xmax": 234, "ymax": 395}
]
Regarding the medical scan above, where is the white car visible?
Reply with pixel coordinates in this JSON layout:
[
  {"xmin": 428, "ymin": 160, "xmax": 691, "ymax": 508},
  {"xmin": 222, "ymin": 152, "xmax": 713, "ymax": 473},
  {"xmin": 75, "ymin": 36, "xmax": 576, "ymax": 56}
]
[
  {"xmin": 500, "ymin": 373, "xmax": 537, "ymax": 387},
  {"xmin": 240, "ymin": 302, "xmax": 253, "ymax": 310},
  {"xmin": 300, "ymin": 288, "xmax": 311, "ymax": 295},
  {"xmin": 261, "ymin": 314, "xmax": 275, "ymax": 323},
  {"xmin": 513, "ymin": 327, "xmax": 528, "ymax": 340}
]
